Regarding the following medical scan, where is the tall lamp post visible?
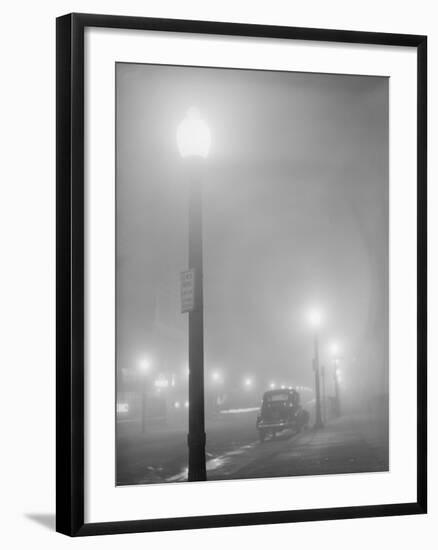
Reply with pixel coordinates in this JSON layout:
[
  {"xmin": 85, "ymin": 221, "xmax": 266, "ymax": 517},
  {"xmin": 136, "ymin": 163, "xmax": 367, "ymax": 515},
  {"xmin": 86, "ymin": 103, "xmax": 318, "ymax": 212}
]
[
  {"xmin": 330, "ymin": 342, "xmax": 341, "ymax": 418},
  {"xmin": 211, "ymin": 370, "xmax": 223, "ymax": 412},
  {"xmin": 308, "ymin": 309, "xmax": 324, "ymax": 429},
  {"xmin": 177, "ymin": 108, "xmax": 211, "ymax": 481},
  {"xmin": 138, "ymin": 357, "xmax": 152, "ymax": 433},
  {"xmin": 320, "ymin": 364, "xmax": 327, "ymax": 422}
]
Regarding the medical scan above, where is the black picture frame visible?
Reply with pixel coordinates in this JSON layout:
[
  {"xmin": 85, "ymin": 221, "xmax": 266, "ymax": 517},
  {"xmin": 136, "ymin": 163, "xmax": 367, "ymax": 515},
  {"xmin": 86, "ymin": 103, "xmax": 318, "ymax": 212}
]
[{"xmin": 56, "ymin": 12, "xmax": 427, "ymax": 537}]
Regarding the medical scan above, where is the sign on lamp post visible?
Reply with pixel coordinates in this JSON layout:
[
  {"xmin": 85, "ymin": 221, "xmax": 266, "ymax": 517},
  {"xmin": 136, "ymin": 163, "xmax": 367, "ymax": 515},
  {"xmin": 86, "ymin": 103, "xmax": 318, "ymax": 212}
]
[{"xmin": 180, "ymin": 269, "xmax": 196, "ymax": 313}]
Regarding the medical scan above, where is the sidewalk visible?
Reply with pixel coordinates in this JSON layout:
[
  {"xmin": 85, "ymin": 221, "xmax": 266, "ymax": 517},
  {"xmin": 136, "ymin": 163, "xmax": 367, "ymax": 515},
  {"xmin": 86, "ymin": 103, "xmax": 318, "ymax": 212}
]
[{"xmin": 207, "ymin": 413, "xmax": 389, "ymax": 481}]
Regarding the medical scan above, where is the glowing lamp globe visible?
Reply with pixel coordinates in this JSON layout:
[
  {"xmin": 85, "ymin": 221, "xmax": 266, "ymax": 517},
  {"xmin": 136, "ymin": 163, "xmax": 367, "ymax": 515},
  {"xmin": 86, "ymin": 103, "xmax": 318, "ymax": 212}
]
[
  {"xmin": 177, "ymin": 108, "xmax": 211, "ymax": 159},
  {"xmin": 212, "ymin": 371, "xmax": 221, "ymax": 383}
]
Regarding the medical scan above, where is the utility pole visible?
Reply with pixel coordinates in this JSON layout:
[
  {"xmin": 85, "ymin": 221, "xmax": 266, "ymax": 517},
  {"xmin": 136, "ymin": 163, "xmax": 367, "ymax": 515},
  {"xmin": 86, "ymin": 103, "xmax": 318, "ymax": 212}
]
[
  {"xmin": 321, "ymin": 364, "xmax": 327, "ymax": 422},
  {"xmin": 333, "ymin": 358, "xmax": 341, "ymax": 418},
  {"xmin": 313, "ymin": 331, "xmax": 324, "ymax": 429}
]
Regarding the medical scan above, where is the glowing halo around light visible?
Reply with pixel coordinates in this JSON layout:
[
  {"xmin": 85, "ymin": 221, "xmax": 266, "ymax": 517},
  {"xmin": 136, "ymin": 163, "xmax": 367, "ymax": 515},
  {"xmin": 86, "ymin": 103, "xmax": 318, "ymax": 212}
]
[
  {"xmin": 307, "ymin": 308, "xmax": 323, "ymax": 328},
  {"xmin": 138, "ymin": 357, "xmax": 152, "ymax": 372},
  {"xmin": 330, "ymin": 342, "xmax": 340, "ymax": 356}
]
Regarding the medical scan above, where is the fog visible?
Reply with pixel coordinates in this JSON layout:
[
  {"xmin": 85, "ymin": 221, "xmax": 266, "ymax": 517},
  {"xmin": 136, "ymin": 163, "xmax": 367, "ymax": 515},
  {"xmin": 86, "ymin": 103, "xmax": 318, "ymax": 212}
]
[{"xmin": 116, "ymin": 63, "xmax": 389, "ymax": 426}]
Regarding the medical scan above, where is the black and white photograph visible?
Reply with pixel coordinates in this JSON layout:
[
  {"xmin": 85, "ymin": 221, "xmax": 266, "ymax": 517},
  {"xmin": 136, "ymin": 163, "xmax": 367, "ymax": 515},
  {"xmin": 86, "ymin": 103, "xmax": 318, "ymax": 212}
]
[
  {"xmin": 115, "ymin": 63, "xmax": 390, "ymax": 486},
  {"xmin": 0, "ymin": 1, "xmax": 431, "ymax": 544}
]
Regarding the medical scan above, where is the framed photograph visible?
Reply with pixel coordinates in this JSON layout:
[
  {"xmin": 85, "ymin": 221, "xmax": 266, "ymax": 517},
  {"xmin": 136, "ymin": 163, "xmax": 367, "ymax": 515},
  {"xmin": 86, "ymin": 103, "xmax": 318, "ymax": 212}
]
[{"xmin": 56, "ymin": 13, "xmax": 427, "ymax": 536}]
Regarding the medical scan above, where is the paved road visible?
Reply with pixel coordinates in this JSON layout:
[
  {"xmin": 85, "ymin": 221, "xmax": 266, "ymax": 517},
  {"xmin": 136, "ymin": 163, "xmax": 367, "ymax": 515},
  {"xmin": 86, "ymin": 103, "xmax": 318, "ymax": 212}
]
[
  {"xmin": 117, "ymin": 411, "xmax": 388, "ymax": 485},
  {"xmin": 117, "ymin": 412, "xmax": 257, "ymax": 485}
]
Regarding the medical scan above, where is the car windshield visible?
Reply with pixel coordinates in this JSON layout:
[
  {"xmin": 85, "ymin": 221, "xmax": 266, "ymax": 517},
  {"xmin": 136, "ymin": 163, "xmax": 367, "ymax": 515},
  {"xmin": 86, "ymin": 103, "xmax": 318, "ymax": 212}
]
[{"xmin": 265, "ymin": 393, "xmax": 289, "ymax": 402}]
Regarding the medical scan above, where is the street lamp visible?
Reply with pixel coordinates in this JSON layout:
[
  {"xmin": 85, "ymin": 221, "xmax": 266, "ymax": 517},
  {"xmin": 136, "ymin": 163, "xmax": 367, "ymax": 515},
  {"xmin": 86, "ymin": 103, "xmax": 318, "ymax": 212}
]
[
  {"xmin": 211, "ymin": 370, "xmax": 222, "ymax": 383},
  {"xmin": 320, "ymin": 364, "xmax": 327, "ymax": 422},
  {"xmin": 138, "ymin": 357, "xmax": 152, "ymax": 372},
  {"xmin": 177, "ymin": 108, "xmax": 210, "ymax": 482},
  {"xmin": 329, "ymin": 342, "xmax": 339, "ymax": 357},
  {"xmin": 308, "ymin": 307, "xmax": 324, "ymax": 429},
  {"xmin": 137, "ymin": 356, "xmax": 152, "ymax": 433},
  {"xmin": 211, "ymin": 370, "xmax": 223, "ymax": 411},
  {"xmin": 330, "ymin": 342, "xmax": 342, "ymax": 417},
  {"xmin": 177, "ymin": 107, "xmax": 211, "ymax": 159},
  {"xmin": 308, "ymin": 308, "xmax": 322, "ymax": 329}
]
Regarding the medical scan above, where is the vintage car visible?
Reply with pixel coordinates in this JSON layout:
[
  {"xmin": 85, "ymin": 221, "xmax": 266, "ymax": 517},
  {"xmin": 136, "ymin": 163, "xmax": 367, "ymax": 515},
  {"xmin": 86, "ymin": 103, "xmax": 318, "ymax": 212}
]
[{"xmin": 256, "ymin": 388, "xmax": 309, "ymax": 442}]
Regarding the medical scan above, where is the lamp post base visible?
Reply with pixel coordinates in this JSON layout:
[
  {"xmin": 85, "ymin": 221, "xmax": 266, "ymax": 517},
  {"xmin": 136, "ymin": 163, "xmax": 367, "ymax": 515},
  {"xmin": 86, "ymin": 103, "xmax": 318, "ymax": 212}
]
[
  {"xmin": 188, "ymin": 470, "xmax": 207, "ymax": 482},
  {"xmin": 187, "ymin": 432, "xmax": 207, "ymax": 481}
]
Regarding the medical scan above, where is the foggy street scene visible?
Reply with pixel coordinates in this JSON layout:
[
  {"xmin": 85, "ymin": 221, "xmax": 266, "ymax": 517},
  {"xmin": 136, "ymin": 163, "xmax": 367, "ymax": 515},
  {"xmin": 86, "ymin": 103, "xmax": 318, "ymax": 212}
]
[{"xmin": 116, "ymin": 63, "xmax": 389, "ymax": 485}]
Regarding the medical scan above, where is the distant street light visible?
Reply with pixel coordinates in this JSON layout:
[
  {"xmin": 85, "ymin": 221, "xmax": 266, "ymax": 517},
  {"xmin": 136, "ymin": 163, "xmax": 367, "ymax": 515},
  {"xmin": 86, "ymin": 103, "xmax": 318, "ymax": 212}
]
[
  {"xmin": 320, "ymin": 365, "xmax": 327, "ymax": 422},
  {"xmin": 211, "ymin": 370, "xmax": 223, "ymax": 411},
  {"xmin": 138, "ymin": 357, "xmax": 152, "ymax": 372},
  {"xmin": 308, "ymin": 307, "xmax": 324, "ymax": 429},
  {"xmin": 211, "ymin": 370, "xmax": 222, "ymax": 383},
  {"xmin": 329, "ymin": 342, "xmax": 340, "ymax": 357},
  {"xmin": 244, "ymin": 377, "xmax": 253, "ymax": 388},
  {"xmin": 330, "ymin": 342, "xmax": 342, "ymax": 417},
  {"xmin": 177, "ymin": 108, "xmax": 210, "ymax": 482},
  {"xmin": 137, "ymin": 356, "xmax": 153, "ymax": 433},
  {"xmin": 308, "ymin": 308, "xmax": 322, "ymax": 329},
  {"xmin": 269, "ymin": 382, "xmax": 276, "ymax": 389}
]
